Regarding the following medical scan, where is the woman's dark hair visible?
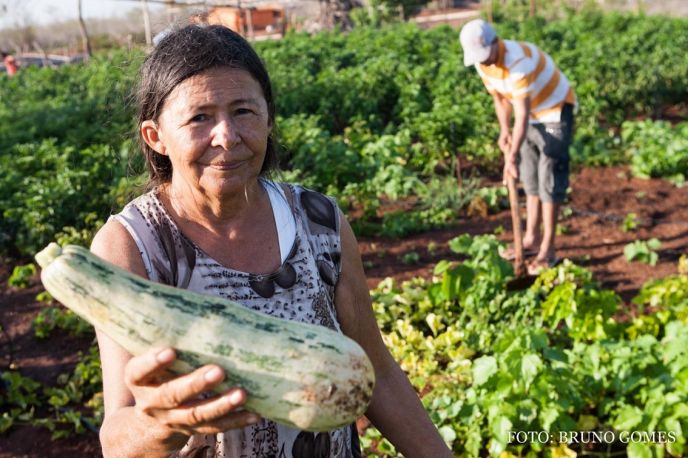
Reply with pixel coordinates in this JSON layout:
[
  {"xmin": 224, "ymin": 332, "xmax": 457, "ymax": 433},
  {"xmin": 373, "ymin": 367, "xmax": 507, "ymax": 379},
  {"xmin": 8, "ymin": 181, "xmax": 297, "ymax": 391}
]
[{"xmin": 135, "ymin": 25, "xmax": 278, "ymax": 188}]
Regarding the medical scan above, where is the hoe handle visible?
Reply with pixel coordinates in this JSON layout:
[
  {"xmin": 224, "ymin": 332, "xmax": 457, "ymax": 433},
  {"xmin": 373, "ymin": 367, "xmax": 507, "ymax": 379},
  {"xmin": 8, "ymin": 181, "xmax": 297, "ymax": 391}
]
[{"xmin": 507, "ymin": 175, "xmax": 526, "ymax": 277}]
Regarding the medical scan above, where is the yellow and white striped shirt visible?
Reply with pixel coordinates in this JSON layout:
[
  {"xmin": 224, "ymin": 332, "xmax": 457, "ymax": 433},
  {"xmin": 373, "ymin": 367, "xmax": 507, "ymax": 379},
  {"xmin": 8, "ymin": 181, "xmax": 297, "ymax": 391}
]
[{"xmin": 477, "ymin": 39, "xmax": 576, "ymax": 123}]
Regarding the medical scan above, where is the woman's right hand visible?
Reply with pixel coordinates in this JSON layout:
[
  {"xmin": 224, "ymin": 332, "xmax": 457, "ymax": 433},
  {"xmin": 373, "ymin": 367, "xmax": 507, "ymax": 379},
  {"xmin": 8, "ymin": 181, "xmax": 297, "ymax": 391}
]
[{"xmin": 124, "ymin": 347, "xmax": 261, "ymax": 442}]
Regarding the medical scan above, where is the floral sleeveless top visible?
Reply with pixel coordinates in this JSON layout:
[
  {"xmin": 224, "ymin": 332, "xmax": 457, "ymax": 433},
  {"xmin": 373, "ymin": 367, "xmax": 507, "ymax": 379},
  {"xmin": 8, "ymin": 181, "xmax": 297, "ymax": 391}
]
[{"xmin": 111, "ymin": 182, "xmax": 360, "ymax": 458}]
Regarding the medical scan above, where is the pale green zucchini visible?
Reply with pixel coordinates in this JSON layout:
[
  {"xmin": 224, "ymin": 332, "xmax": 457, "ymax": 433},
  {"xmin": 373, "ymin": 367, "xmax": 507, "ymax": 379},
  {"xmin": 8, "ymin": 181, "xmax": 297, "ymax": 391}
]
[{"xmin": 35, "ymin": 243, "xmax": 375, "ymax": 432}]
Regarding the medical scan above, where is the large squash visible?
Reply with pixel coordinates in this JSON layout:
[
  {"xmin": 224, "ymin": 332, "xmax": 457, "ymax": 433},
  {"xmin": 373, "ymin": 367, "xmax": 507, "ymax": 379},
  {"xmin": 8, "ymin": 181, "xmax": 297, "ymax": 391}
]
[{"xmin": 35, "ymin": 243, "xmax": 375, "ymax": 432}]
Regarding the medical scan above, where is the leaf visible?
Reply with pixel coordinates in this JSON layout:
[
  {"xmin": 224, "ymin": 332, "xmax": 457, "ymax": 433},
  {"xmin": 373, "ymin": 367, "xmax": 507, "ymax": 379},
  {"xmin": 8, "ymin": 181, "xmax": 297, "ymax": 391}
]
[
  {"xmin": 488, "ymin": 416, "xmax": 512, "ymax": 455},
  {"xmin": 446, "ymin": 400, "xmax": 463, "ymax": 419},
  {"xmin": 624, "ymin": 239, "xmax": 662, "ymax": 265},
  {"xmin": 448, "ymin": 234, "xmax": 473, "ymax": 255},
  {"xmin": 613, "ymin": 405, "xmax": 643, "ymax": 431},
  {"xmin": 576, "ymin": 414, "xmax": 598, "ymax": 431},
  {"xmin": 540, "ymin": 406, "xmax": 559, "ymax": 431},
  {"xmin": 438, "ymin": 425, "xmax": 457, "ymax": 445},
  {"xmin": 472, "ymin": 356, "xmax": 498, "ymax": 386},
  {"xmin": 647, "ymin": 238, "xmax": 662, "ymax": 250},
  {"xmin": 521, "ymin": 353, "xmax": 543, "ymax": 390},
  {"xmin": 465, "ymin": 424, "xmax": 483, "ymax": 457},
  {"xmin": 441, "ymin": 264, "xmax": 476, "ymax": 302},
  {"xmin": 425, "ymin": 313, "xmax": 442, "ymax": 336},
  {"xmin": 492, "ymin": 416, "xmax": 512, "ymax": 443},
  {"xmin": 433, "ymin": 260, "xmax": 452, "ymax": 276},
  {"xmin": 551, "ymin": 444, "xmax": 577, "ymax": 458},
  {"xmin": 0, "ymin": 413, "xmax": 14, "ymax": 433},
  {"xmin": 624, "ymin": 242, "xmax": 640, "ymax": 261},
  {"xmin": 667, "ymin": 437, "xmax": 685, "ymax": 457},
  {"xmin": 626, "ymin": 442, "xmax": 653, "ymax": 458},
  {"xmin": 648, "ymin": 252, "xmax": 659, "ymax": 266}
]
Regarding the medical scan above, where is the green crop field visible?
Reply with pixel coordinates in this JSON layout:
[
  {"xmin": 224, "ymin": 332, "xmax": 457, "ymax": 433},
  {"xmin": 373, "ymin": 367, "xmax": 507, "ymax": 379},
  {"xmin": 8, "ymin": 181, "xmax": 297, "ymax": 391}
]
[{"xmin": 1, "ymin": 7, "xmax": 687, "ymax": 457}]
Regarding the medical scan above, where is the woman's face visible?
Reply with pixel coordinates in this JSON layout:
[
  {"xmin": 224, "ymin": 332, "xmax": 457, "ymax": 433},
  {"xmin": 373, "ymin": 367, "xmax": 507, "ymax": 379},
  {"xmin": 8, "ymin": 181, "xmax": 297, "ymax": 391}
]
[{"xmin": 143, "ymin": 67, "xmax": 271, "ymax": 198}]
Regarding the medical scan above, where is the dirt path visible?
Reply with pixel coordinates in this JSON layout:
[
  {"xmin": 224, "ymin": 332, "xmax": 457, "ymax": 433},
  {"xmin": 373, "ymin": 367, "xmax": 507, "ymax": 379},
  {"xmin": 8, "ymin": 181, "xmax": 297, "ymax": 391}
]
[{"xmin": 1, "ymin": 165, "xmax": 687, "ymax": 456}]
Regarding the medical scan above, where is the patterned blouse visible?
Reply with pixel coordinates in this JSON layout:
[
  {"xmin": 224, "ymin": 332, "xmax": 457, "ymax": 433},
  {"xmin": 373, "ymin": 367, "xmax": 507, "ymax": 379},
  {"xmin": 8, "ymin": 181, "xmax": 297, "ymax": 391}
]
[{"xmin": 111, "ymin": 182, "xmax": 360, "ymax": 458}]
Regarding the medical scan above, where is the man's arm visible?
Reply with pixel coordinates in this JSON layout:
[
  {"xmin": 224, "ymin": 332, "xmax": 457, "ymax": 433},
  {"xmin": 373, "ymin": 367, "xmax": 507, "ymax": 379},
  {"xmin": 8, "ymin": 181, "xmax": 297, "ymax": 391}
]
[
  {"xmin": 491, "ymin": 92, "xmax": 513, "ymax": 154},
  {"xmin": 504, "ymin": 95, "xmax": 531, "ymax": 180},
  {"xmin": 492, "ymin": 91, "xmax": 512, "ymax": 139},
  {"xmin": 508, "ymin": 96, "xmax": 530, "ymax": 157}
]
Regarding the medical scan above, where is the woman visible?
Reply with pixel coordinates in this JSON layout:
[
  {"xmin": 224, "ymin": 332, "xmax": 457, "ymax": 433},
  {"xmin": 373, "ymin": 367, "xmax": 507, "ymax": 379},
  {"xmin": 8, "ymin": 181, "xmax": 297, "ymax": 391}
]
[{"xmin": 92, "ymin": 24, "xmax": 453, "ymax": 457}]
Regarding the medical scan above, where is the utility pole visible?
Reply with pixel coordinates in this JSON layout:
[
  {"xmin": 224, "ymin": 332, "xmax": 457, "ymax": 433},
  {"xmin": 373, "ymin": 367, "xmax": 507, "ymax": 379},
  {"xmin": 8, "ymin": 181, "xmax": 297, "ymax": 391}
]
[{"xmin": 77, "ymin": 0, "xmax": 92, "ymax": 60}]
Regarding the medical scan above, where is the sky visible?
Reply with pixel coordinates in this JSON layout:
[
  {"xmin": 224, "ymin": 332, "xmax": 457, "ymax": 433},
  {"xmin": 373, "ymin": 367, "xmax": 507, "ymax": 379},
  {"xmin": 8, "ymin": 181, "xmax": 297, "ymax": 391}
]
[{"xmin": 0, "ymin": 0, "xmax": 163, "ymax": 30}]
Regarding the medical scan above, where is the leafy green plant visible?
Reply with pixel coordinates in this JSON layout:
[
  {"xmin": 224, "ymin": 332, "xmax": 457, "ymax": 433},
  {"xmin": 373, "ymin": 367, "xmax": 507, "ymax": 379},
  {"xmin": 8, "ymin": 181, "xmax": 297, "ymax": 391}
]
[
  {"xmin": 35, "ymin": 291, "xmax": 54, "ymax": 303},
  {"xmin": 366, "ymin": 235, "xmax": 687, "ymax": 456},
  {"xmin": 0, "ymin": 345, "xmax": 103, "ymax": 440},
  {"xmin": 8, "ymin": 263, "xmax": 37, "ymax": 288},
  {"xmin": 680, "ymin": 255, "xmax": 688, "ymax": 275},
  {"xmin": 477, "ymin": 186, "xmax": 509, "ymax": 212},
  {"xmin": 624, "ymin": 120, "xmax": 688, "ymax": 184},
  {"xmin": 32, "ymin": 305, "xmax": 93, "ymax": 339},
  {"xmin": 0, "ymin": 371, "xmax": 42, "ymax": 433},
  {"xmin": 55, "ymin": 213, "xmax": 105, "ymax": 248},
  {"xmin": 620, "ymin": 212, "xmax": 640, "ymax": 232},
  {"xmin": 2, "ymin": 14, "xmax": 688, "ymax": 255},
  {"xmin": 0, "ymin": 140, "xmax": 133, "ymax": 256},
  {"xmin": 537, "ymin": 262, "xmax": 622, "ymax": 341},
  {"xmin": 624, "ymin": 238, "xmax": 662, "ymax": 266},
  {"xmin": 400, "ymin": 251, "xmax": 420, "ymax": 265},
  {"xmin": 38, "ymin": 346, "xmax": 103, "ymax": 439}
]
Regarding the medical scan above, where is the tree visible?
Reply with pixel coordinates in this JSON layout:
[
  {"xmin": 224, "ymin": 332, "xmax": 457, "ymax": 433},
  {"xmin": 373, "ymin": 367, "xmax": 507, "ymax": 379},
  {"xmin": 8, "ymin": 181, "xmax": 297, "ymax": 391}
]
[
  {"xmin": 376, "ymin": 0, "xmax": 430, "ymax": 20},
  {"xmin": 0, "ymin": 0, "xmax": 35, "ymax": 52},
  {"xmin": 319, "ymin": 0, "xmax": 359, "ymax": 30}
]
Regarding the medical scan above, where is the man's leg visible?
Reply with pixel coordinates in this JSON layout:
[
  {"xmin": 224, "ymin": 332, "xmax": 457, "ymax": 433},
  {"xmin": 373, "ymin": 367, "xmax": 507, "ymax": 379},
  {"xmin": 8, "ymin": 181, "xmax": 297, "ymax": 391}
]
[
  {"xmin": 524, "ymin": 194, "xmax": 541, "ymax": 250},
  {"xmin": 535, "ymin": 121, "xmax": 571, "ymax": 263},
  {"xmin": 519, "ymin": 132, "xmax": 541, "ymax": 252},
  {"xmin": 532, "ymin": 105, "xmax": 573, "ymax": 267},
  {"xmin": 538, "ymin": 201, "xmax": 559, "ymax": 261}
]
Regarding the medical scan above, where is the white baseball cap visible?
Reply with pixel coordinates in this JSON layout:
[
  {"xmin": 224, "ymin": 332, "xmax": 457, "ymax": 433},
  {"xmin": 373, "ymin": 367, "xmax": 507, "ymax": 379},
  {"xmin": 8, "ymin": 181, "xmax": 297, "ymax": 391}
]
[{"xmin": 459, "ymin": 19, "xmax": 497, "ymax": 66}]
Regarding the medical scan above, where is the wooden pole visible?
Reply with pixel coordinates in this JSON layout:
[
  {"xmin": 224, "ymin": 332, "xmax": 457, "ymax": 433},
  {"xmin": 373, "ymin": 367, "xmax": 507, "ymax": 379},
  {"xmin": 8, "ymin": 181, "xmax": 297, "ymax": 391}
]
[
  {"xmin": 507, "ymin": 175, "xmax": 526, "ymax": 277},
  {"xmin": 141, "ymin": 0, "xmax": 152, "ymax": 46},
  {"xmin": 77, "ymin": 0, "xmax": 92, "ymax": 60},
  {"xmin": 483, "ymin": 0, "xmax": 493, "ymax": 23},
  {"xmin": 246, "ymin": 7, "xmax": 254, "ymax": 40},
  {"xmin": 530, "ymin": 0, "xmax": 536, "ymax": 17}
]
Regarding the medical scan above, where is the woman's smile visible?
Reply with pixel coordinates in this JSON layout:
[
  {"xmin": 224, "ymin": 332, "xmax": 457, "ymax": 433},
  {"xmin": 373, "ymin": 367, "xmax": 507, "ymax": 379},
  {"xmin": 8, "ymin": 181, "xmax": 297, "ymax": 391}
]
[{"xmin": 206, "ymin": 159, "xmax": 248, "ymax": 171}]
